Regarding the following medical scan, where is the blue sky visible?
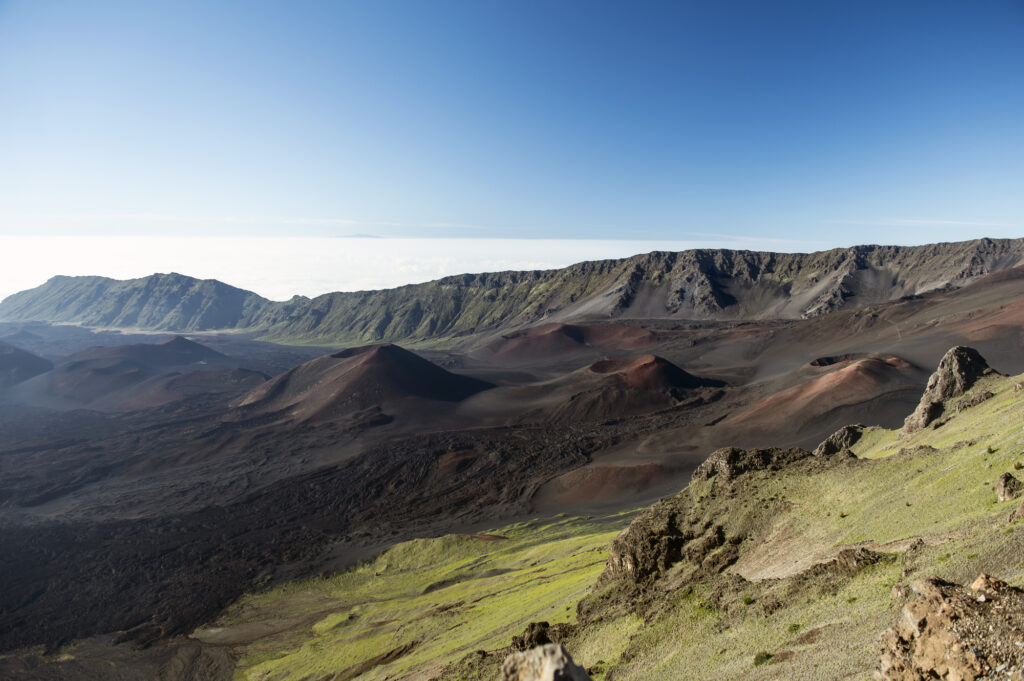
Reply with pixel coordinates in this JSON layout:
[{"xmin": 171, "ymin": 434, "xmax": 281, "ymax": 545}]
[{"xmin": 1, "ymin": 0, "xmax": 1022, "ymax": 245}]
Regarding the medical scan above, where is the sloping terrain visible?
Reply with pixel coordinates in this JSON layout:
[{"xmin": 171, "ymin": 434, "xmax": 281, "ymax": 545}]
[
  {"xmin": 3, "ymin": 263, "xmax": 1024, "ymax": 670},
  {"xmin": 723, "ymin": 355, "xmax": 925, "ymax": 438},
  {"xmin": 3, "ymin": 242, "xmax": 1024, "ymax": 681},
  {"xmin": 7, "ymin": 336, "xmax": 260, "ymax": 411},
  {"xmin": 0, "ymin": 272, "xmax": 302, "ymax": 331},
  {"xmin": 480, "ymin": 323, "xmax": 659, "ymax": 364},
  {"xmin": 459, "ymin": 353, "xmax": 724, "ymax": 425},
  {"xmin": 154, "ymin": 352, "xmax": 1023, "ymax": 681},
  {"xmin": 2, "ymin": 239, "xmax": 1022, "ymax": 344},
  {"xmin": 237, "ymin": 343, "xmax": 493, "ymax": 424},
  {"xmin": 0, "ymin": 339, "xmax": 53, "ymax": 388},
  {"xmin": 70, "ymin": 335, "xmax": 230, "ymax": 366}
]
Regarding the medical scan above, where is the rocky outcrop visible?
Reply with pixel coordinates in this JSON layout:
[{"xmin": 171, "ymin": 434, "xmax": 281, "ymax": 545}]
[
  {"xmin": 510, "ymin": 622, "xmax": 574, "ymax": 652},
  {"xmin": 692, "ymin": 446, "xmax": 814, "ymax": 482},
  {"xmin": 502, "ymin": 644, "xmax": 592, "ymax": 681},
  {"xmin": 814, "ymin": 424, "xmax": 866, "ymax": 457},
  {"xmin": 601, "ymin": 498, "xmax": 735, "ymax": 592},
  {"xmin": 603, "ymin": 447, "xmax": 833, "ymax": 592},
  {"xmin": 996, "ymin": 473, "xmax": 1024, "ymax": 502},
  {"xmin": 903, "ymin": 347, "xmax": 994, "ymax": 433},
  {"xmin": 876, "ymin": 574, "xmax": 1024, "ymax": 680},
  {"xmin": 956, "ymin": 390, "xmax": 994, "ymax": 412}
]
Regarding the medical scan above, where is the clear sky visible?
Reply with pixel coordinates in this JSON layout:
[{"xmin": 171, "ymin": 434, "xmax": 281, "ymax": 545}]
[{"xmin": 1, "ymin": 0, "xmax": 1022, "ymax": 245}]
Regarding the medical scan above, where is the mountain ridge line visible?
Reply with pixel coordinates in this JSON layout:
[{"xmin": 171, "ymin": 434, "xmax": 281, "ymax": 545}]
[{"xmin": 2, "ymin": 237, "xmax": 1021, "ymax": 344}]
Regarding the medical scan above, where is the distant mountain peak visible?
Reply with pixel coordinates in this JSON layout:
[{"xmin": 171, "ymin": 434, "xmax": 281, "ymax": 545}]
[{"xmin": 2, "ymin": 238, "xmax": 1023, "ymax": 344}]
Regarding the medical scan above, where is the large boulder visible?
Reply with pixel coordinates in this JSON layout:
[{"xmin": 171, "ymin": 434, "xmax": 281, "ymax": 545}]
[
  {"xmin": 996, "ymin": 472, "xmax": 1024, "ymax": 502},
  {"xmin": 502, "ymin": 643, "xmax": 592, "ymax": 681},
  {"xmin": 876, "ymin": 574, "xmax": 1024, "ymax": 680},
  {"xmin": 511, "ymin": 622, "xmax": 553, "ymax": 651},
  {"xmin": 814, "ymin": 424, "xmax": 866, "ymax": 457},
  {"xmin": 903, "ymin": 347, "xmax": 993, "ymax": 433},
  {"xmin": 509, "ymin": 621, "xmax": 574, "ymax": 651},
  {"xmin": 692, "ymin": 446, "xmax": 813, "ymax": 482}
]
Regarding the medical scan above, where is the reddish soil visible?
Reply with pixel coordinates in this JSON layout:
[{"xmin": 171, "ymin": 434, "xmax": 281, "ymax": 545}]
[
  {"xmin": 238, "ymin": 344, "xmax": 493, "ymax": 423},
  {"xmin": 589, "ymin": 354, "xmax": 721, "ymax": 390},
  {"xmin": 727, "ymin": 356, "xmax": 922, "ymax": 431}
]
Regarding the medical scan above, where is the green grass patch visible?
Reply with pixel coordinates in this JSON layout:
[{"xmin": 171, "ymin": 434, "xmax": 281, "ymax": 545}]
[
  {"xmin": 197, "ymin": 513, "xmax": 634, "ymax": 681},
  {"xmin": 600, "ymin": 372, "xmax": 1024, "ymax": 680}
]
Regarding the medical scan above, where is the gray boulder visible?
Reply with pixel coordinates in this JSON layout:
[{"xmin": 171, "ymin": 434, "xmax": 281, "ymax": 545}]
[
  {"xmin": 502, "ymin": 644, "xmax": 592, "ymax": 681},
  {"xmin": 903, "ymin": 347, "xmax": 992, "ymax": 433},
  {"xmin": 814, "ymin": 424, "xmax": 866, "ymax": 457},
  {"xmin": 996, "ymin": 472, "xmax": 1024, "ymax": 502}
]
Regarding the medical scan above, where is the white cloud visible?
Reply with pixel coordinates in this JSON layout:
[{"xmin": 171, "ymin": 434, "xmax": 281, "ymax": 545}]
[
  {"xmin": 0, "ymin": 235, "xmax": 829, "ymax": 303},
  {"xmin": 16, "ymin": 213, "xmax": 359, "ymax": 227}
]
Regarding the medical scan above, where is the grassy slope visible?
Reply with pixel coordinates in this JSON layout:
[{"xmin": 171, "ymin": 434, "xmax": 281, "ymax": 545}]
[
  {"xmin": 196, "ymin": 372, "xmax": 1024, "ymax": 681},
  {"xmin": 195, "ymin": 514, "xmax": 639, "ymax": 681},
  {"xmin": 593, "ymin": 371, "xmax": 1024, "ymax": 680}
]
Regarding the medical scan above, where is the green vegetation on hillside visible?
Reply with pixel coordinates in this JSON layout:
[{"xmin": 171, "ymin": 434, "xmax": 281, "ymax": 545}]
[
  {"xmin": 202, "ymin": 371, "xmax": 1024, "ymax": 681},
  {"xmin": 573, "ymin": 371, "xmax": 1024, "ymax": 680},
  {"xmin": 195, "ymin": 514, "xmax": 638, "ymax": 681}
]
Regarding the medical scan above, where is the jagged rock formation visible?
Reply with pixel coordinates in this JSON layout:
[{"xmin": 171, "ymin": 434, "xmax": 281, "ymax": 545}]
[
  {"xmin": 876, "ymin": 574, "xmax": 1024, "ymax": 680},
  {"xmin": 2, "ymin": 239, "xmax": 1022, "ymax": 343},
  {"xmin": 996, "ymin": 473, "xmax": 1024, "ymax": 502},
  {"xmin": 502, "ymin": 644, "xmax": 592, "ymax": 681},
  {"xmin": 692, "ymin": 446, "xmax": 817, "ymax": 483},
  {"xmin": 602, "ymin": 446, "xmax": 848, "ymax": 591},
  {"xmin": 509, "ymin": 622, "xmax": 574, "ymax": 652},
  {"xmin": 813, "ymin": 424, "xmax": 866, "ymax": 457},
  {"xmin": 902, "ymin": 347, "xmax": 994, "ymax": 433}
]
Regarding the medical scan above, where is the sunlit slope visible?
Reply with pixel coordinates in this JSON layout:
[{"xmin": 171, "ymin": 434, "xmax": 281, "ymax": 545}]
[
  {"xmin": 192, "ymin": 370, "xmax": 1024, "ymax": 681},
  {"xmin": 572, "ymin": 370, "xmax": 1024, "ymax": 681},
  {"xmin": 193, "ymin": 514, "xmax": 637, "ymax": 681}
]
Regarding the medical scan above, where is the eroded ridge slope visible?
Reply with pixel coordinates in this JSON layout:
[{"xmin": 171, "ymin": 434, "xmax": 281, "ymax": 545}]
[{"xmin": 2, "ymin": 238, "xmax": 1022, "ymax": 344}]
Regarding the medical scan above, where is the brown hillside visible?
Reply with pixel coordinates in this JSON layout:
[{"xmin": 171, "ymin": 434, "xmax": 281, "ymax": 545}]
[{"xmin": 238, "ymin": 343, "xmax": 493, "ymax": 423}]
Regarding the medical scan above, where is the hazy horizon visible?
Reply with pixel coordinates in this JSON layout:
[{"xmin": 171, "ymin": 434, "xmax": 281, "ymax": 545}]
[
  {"xmin": 0, "ymin": 235, "xmax": 820, "ymax": 303},
  {"xmin": 2, "ymin": 233, "xmax": 1019, "ymax": 305}
]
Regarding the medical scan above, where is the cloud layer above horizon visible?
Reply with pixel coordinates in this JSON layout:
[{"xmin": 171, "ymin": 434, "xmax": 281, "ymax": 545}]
[{"xmin": 0, "ymin": 235, "xmax": 838, "ymax": 303}]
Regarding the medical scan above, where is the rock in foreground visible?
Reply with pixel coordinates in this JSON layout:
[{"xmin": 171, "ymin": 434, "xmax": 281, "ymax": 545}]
[
  {"xmin": 903, "ymin": 346, "xmax": 993, "ymax": 433},
  {"xmin": 876, "ymin": 574, "xmax": 1024, "ymax": 680},
  {"xmin": 996, "ymin": 472, "xmax": 1024, "ymax": 502},
  {"xmin": 813, "ymin": 424, "xmax": 866, "ymax": 457},
  {"xmin": 502, "ymin": 644, "xmax": 592, "ymax": 681}
]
